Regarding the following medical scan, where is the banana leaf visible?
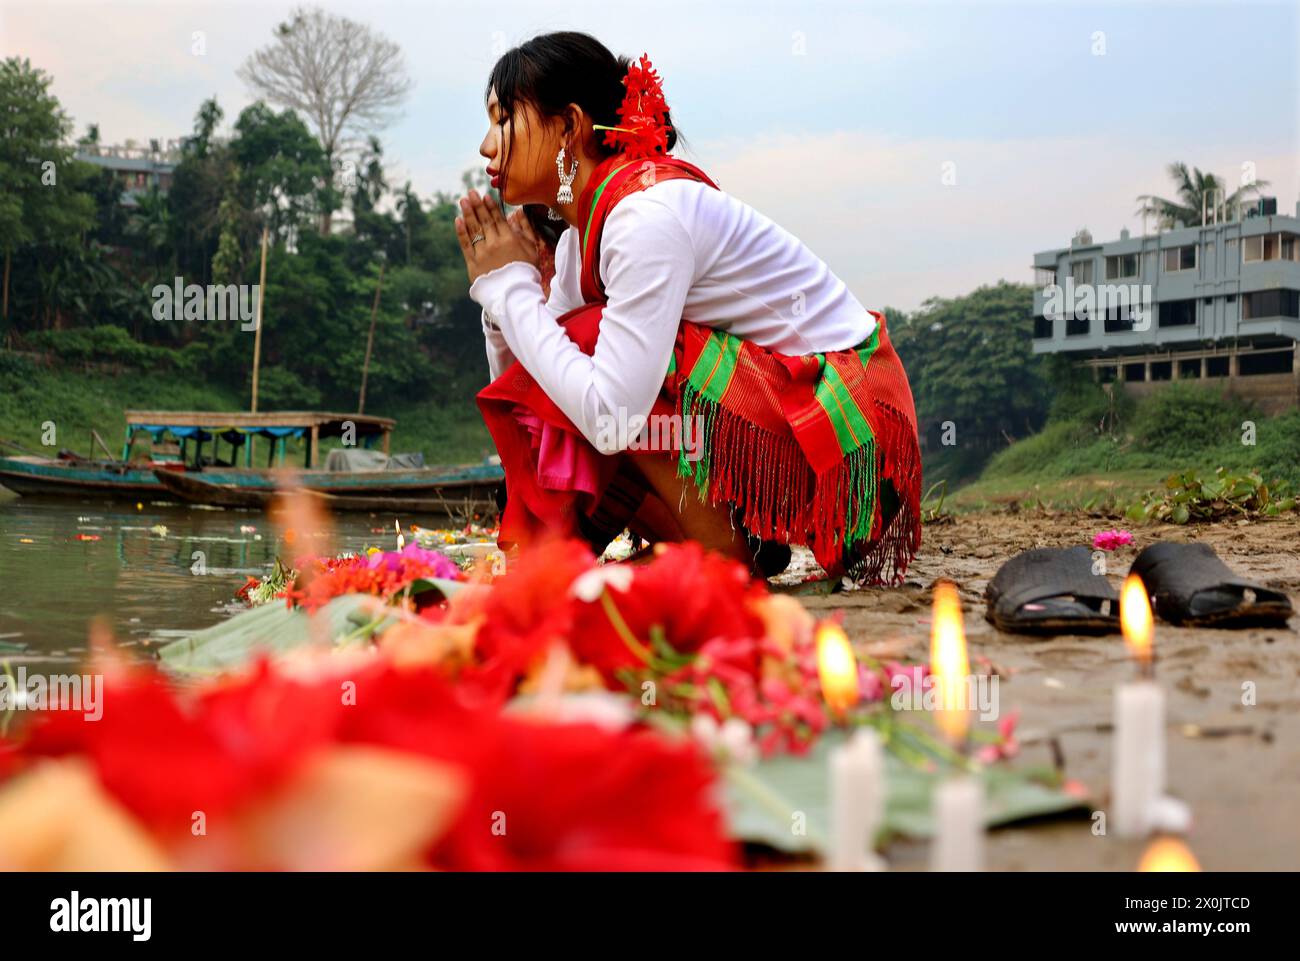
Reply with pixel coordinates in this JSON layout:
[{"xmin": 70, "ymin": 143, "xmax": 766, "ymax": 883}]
[
  {"xmin": 157, "ymin": 578, "xmax": 468, "ymax": 676},
  {"xmin": 723, "ymin": 731, "xmax": 1089, "ymax": 855}
]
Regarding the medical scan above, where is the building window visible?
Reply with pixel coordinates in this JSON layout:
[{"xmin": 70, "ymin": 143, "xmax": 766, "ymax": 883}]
[
  {"xmin": 1071, "ymin": 260, "xmax": 1094, "ymax": 286},
  {"xmin": 1243, "ymin": 233, "xmax": 1300, "ymax": 263},
  {"xmin": 1034, "ymin": 267, "xmax": 1056, "ymax": 289},
  {"xmin": 1239, "ymin": 350, "xmax": 1295, "ymax": 376},
  {"xmin": 1105, "ymin": 253, "xmax": 1139, "ymax": 280},
  {"xmin": 1124, "ymin": 363, "xmax": 1145, "ymax": 382},
  {"xmin": 1033, "ymin": 315, "xmax": 1053, "ymax": 339},
  {"xmin": 1206, "ymin": 356, "xmax": 1229, "ymax": 377},
  {"xmin": 1150, "ymin": 361, "xmax": 1172, "ymax": 381},
  {"xmin": 1163, "ymin": 245, "xmax": 1197, "ymax": 272},
  {"xmin": 1103, "ymin": 305, "xmax": 1136, "ymax": 333},
  {"xmin": 1066, "ymin": 312, "xmax": 1090, "ymax": 336},
  {"xmin": 1097, "ymin": 365, "xmax": 1117, "ymax": 383},
  {"xmin": 1178, "ymin": 358, "xmax": 1201, "ymax": 379},
  {"xmin": 1158, "ymin": 299, "xmax": 1197, "ymax": 327},
  {"xmin": 1242, "ymin": 289, "xmax": 1300, "ymax": 320}
]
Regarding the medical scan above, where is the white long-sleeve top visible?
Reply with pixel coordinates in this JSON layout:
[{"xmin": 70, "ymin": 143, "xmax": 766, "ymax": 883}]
[{"xmin": 470, "ymin": 175, "xmax": 876, "ymax": 454}]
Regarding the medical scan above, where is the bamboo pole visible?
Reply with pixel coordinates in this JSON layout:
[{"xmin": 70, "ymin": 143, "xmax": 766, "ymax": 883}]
[
  {"xmin": 250, "ymin": 225, "xmax": 269, "ymax": 412},
  {"xmin": 358, "ymin": 262, "xmax": 386, "ymax": 415}
]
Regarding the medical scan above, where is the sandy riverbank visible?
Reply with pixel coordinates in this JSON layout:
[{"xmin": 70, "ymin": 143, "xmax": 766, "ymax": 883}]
[{"xmin": 793, "ymin": 511, "xmax": 1300, "ymax": 870}]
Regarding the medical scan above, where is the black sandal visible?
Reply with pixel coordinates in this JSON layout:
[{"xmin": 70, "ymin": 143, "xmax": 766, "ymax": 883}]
[
  {"xmin": 1130, "ymin": 542, "xmax": 1294, "ymax": 628},
  {"xmin": 984, "ymin": 546, "xmax": 1120, "ymax": 635}
]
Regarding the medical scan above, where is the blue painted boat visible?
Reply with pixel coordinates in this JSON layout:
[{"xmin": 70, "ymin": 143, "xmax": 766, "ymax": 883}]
[
  {"xmin": 0, "ymin": 410, "xmax": 503, "ymax": 502},
  {"xmin": 0, "ymin": 454, "xmax": 504, "ymax": 501}
]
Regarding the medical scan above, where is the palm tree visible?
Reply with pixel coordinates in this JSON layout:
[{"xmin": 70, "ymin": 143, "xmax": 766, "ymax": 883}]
[
  {"xmin": 128, "ymin": 185, "xmax": 173, "ymax": 273},
  {"xmin": 1136, "ymin": 162, "xmax": 1269, "ymax": 228},
  {"xmin": 395, "ymin": 181, "xmax": 419, "ymax": 265}
]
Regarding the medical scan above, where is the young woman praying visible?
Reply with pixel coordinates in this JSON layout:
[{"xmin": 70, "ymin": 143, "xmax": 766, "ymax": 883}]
[{"xmin": 456, "ymin": 31, "xmax": 921, "ymax": 586}]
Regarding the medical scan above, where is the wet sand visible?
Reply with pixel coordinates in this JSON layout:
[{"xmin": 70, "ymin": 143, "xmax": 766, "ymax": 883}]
[{"xmin": 796, "ymin": 511, "xmax": 1300, "ymax": 870}]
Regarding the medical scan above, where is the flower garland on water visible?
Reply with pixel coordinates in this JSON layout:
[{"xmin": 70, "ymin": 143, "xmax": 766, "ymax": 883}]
[
  {"xmin": 229, "ymin": 536, "xmax": 1016, "ymax": 765},
  {"xmin": 237, "ymin": 543, "xmax": 464, "ymax": 612},
  {"xmin": 284, "ymin": 542, "xmax": 463, "ymax": 612}
]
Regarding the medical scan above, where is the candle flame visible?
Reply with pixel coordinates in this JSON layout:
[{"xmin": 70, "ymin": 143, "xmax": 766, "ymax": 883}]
[
  {"xmin": 1120, "ymin": 574, "xmax": 1154, "ymax": 665},
  {"xmin": 395, "ymin": 519, "xmax": 405, "ymax": 551},
  {"xmin": 930, "ymin": 580, "xmax": 970, "ymax": 743},
  {"xmin": 816, "ymin": 622, "xmax": 860, "ymax": 716},
  {"xmin": 1138, "ymin": 837, "xmax": 1200, "ymax": 872}
]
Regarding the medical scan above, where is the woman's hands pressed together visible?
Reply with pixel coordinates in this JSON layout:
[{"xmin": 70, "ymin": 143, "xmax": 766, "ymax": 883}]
[{"xmin": 455, "ymin": 189, "xmax": 542, "ymax": 285}]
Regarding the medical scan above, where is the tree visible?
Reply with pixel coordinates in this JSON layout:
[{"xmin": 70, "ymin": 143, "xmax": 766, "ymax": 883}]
[
  {"xmin": 0, "ymin": 57, "xmax": 96, "ymax": 336},
  {"xmin": 237, "ymin": 5, "xmax": 412, "ymax": 234},
  {"xmin": 230, "ymin": 101, "xmax": 332, "ymax": 240},
  {"xmin": 890, "ymin": 282, "xmax": 1047, "ymax": 484},
  {"xmin": 167, "ymin": 98, "xmax": 233, "ymax": 286},
  {"xmin": 1136, "ymin": 162, "xmax": 1270, "ymax": 229},
  {"xmin": 128, "ymin": 185, "xmax": 173, "ymax": 274}
]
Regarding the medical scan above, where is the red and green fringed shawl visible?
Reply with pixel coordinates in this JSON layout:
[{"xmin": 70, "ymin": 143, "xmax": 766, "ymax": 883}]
[
  {"xmin": 477, "ymin": 153, "xmax": 922, "ymax": 585},
  {"xmin": 658, "ymin": 313, "xmax": 922, "ymax": 585}
]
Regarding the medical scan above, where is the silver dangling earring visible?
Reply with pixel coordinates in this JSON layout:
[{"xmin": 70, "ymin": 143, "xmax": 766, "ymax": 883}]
[{"xmin": 555, "ymin": 144, "xmax": 578, "ymax": 205}]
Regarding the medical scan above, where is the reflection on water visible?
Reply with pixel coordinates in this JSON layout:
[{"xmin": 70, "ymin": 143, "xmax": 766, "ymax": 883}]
[{"xmin": 0, "ymin": 492, "xmax": 415, "ymax": 667}]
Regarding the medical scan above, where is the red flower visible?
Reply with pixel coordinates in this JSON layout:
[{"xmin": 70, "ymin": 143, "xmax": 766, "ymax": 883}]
[
  {"xmin": 7, "ymin": 658, "xmax": 736, "ymax": 871},
  {"xmin": 570, "ymin": 542, "xmax": 767, "ymax": 684},
  {"xmin": 284, "ymin": 544, "xmax": 461, "ymax": 612},
  {"xmin": 327, "ymin": 663, "xmax": 736, "ymax": 870},
  {"xmin": 17, "ymin": 661, "xmax": 344, "ymax": 831},
  {"xmin": 602, "ymin": 53, "xmax": 672, "ymax": 160},
  {"xmin": 463, "ymin": 537, "xmax": 597, "ymax": 702}
]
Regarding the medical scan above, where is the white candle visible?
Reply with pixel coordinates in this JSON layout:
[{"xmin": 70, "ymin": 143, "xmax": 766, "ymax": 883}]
[
  {"xmin": 827, "ymin": 728, "xmax": 885, "ymax": 871},
  {"xmin": 1112, "ymin": 679, "xmax": 1165, "ymax": 838},
  {"xmin": 931, "ymin": 774, "xmax": 984, "ymax": 871},
  {"xmin": 1113, "ymin": 573, "xmax": 1165, "ymax": 839}
]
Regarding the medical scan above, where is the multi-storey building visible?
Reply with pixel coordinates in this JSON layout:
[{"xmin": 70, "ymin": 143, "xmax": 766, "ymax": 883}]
[{"xmin": 1031, "ymin": 198, "xmax": 1300, "ymax": 412}]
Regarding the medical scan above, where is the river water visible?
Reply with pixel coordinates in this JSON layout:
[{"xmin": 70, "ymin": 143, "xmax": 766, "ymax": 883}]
[{"xmin": 0, "ymin": 493, "xmax": 431, "ymax": 667}]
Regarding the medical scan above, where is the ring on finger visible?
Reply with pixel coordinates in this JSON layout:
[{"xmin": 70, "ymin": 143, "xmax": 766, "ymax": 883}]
[{"xmin": 471, "ymin": 232, "xmax": 486, "ymax": 246}]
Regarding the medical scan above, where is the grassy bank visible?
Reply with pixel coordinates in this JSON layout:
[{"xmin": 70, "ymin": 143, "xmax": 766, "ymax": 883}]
[
  {"xmin": 0, "ymin": 353, "xmax": 493, "ymax": 466},
  {"xmin": 944, "ymin": 380, "xmax": 1300, "ymax": 512}
]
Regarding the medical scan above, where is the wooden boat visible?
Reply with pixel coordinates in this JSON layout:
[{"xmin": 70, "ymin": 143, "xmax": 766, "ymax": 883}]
[
  {"xmin": 0, "ymin": 455, "xmax": 181, "ymax": 497},
  {"xmin": 152, "ymin": 468, "xmax": 499, "ymax": 516},
  {"xmin": 0, "ymin": 410, "xmax": 504, "ymax": 502}
]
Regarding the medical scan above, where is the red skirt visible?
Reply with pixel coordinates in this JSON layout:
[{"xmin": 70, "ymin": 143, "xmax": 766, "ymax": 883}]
[{"xmin": 477, "ymin": 305, "xmax": 922, "ymax": 585}]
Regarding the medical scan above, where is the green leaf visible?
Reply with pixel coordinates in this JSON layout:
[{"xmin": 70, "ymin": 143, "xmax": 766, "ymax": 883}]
[
  {"xmin": 405, "ymin": 577, "xmax": 468, "ymax": 600},
  {"xmin": 1171, "ymin": 503, "xmax": 1190, "ymax": 524},
  {"xmin": 722, "ymin": 731, "xmax": 1089, "ymax": 855},
  {"xmin": 156, "ymin": 593, "xmax": 380, "ymax": 675}
]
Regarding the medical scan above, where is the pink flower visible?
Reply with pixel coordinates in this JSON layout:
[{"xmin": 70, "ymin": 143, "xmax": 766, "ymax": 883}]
[
  {"xmin": 1092, "ymin": 529, "xmax": 1133, "ymax": 552},
  {"xmin": 975, "ymin": 707, "xmax": 1021, "ymax": 764},
  {"xmin": 857, "ymin": 665, "xmax": 883, "ymax": 702},
  {"xmin": 885, "ymin": 661, "xmax": 928, "ymax": 699}
]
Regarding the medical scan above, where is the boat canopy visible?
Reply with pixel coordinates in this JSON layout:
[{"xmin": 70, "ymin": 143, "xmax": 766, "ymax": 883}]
[{"xmin": 122, "ymin": 411, "xmax": 396, "ymax": 467}]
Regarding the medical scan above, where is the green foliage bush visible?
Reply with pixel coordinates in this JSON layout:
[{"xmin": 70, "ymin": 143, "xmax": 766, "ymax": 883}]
[
  {"xmin": 24, "ymin": 326, "xmax": 173, "ymax": 369},
  {"xmin": 1128, "ymin": 382, "xmax": 1254, "ymax": 461}
]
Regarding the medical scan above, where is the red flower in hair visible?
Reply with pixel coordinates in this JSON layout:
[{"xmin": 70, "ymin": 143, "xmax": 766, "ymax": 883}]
[{"xmin": 596, "ymin": 53, "xmax": 671, "ymax": 160}]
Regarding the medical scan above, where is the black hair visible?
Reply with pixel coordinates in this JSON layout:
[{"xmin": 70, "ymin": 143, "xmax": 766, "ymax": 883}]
[{"xmin": 485, "ymin": 31, "xmax": 685, "ymax": 250}]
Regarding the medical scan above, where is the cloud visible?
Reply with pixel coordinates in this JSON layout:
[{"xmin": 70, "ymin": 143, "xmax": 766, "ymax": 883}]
[{"xmin": 686, "ymin": 130, "xmax": 1299, "ymax": 311}]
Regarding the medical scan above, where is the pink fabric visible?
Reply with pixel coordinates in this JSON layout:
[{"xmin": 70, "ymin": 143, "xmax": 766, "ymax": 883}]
[{"xmin": 511, "ymin": 403, "xmax": 604, "ymax": 498}]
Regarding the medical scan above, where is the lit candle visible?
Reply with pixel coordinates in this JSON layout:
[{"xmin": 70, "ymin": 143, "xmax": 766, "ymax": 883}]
[
  {"xmin": 1112, "ymin": 574, "xmax": 1165, "ymax": 839},
  {"xmin": 816, "ymin": 622, "xmax": 860, "ymax": 720},
  {"xmin": 929, "ymin": 580, "xmax": 984, "ymax": 872},
  {"xmin": 827, "ymin": 727, "xmax": 886, "ymax": 871},
  {"xmin": 1138, "ymin": 836, "xmax": 1200, "ymax": 872},
  {"xmin": 395, "ymin": 519, "xmax": 405, "ymax": 551}
]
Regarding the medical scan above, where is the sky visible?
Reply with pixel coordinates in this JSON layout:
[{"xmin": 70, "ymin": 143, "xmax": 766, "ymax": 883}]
[{"xmin": 2, "ymin": 0, "xmax": 1297, "ymax": 311}]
